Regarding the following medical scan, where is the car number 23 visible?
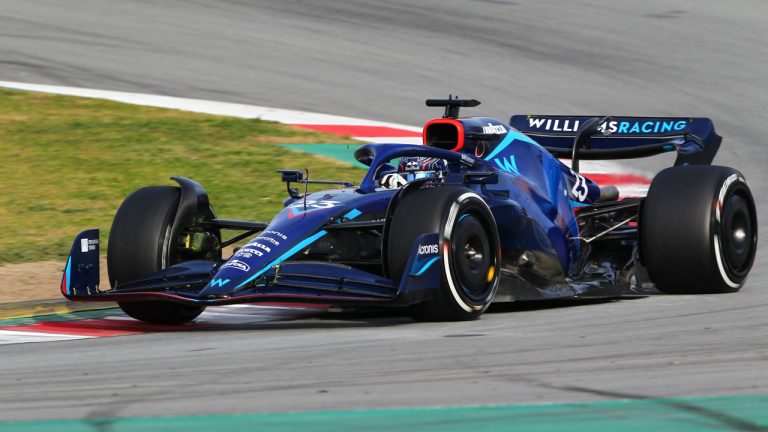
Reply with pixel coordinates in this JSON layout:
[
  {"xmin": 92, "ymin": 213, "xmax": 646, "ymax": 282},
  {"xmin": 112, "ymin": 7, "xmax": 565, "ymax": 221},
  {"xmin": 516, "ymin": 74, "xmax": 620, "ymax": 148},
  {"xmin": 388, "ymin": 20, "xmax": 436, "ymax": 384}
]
[{"xmin": 289, "ymin": 200, "xmax": 340, "ymax": 209}]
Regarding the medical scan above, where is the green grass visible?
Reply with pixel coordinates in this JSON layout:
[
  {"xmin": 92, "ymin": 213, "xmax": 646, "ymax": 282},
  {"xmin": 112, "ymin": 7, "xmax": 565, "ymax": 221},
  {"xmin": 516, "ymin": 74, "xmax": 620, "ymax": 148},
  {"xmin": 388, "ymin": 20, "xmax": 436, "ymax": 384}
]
[{"xmin": 0, "ymin": 88, "xmax": 364, "ymax": 264}]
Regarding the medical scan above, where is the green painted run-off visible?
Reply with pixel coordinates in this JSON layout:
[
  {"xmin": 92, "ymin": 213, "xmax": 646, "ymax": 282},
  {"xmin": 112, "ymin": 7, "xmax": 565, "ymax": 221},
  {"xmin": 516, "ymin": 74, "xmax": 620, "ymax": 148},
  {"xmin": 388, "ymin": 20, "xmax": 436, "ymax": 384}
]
[
  {"xmin": 1, "ymin": 395, "xmax": 766, "ymax": 431},
  {"xmin": 281, "ymin": 143, "xmax": 367, "ymax": 168}
]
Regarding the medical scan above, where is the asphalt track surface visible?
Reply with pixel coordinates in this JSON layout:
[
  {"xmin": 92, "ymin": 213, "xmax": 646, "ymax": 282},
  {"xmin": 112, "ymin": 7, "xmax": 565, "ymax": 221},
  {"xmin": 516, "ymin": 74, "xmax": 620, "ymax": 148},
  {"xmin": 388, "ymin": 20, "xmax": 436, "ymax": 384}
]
[{"xmin": 1, "ymin": 0, "xmax": 767, "ymax": 422}]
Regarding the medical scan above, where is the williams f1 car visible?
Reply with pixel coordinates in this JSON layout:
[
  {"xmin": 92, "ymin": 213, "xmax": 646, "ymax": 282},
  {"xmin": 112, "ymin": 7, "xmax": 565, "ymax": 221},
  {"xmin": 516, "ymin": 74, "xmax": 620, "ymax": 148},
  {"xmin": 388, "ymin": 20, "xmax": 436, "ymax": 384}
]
[{"xmin": 61, "ymin": 98, "xmax": 758, "ymax": 323}]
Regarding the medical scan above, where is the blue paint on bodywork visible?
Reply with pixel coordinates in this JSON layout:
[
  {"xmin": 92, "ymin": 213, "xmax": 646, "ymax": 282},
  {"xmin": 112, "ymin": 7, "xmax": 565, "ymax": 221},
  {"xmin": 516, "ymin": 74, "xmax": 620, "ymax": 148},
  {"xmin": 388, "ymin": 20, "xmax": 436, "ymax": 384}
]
[
  {"xmin": 64, "ymin": 256, "xmax": 72, "ymax": 295},
  {"xmin": 229, "ymin": 208, "xmax": 364, "ymax": 291},
  {"xmin": 481, "ymin": 127, "xmax": 595, "ymax": 271},
  {"xmin": 62, "ymin": 229, "xmax": 100, "ymax": 297},
  {"xmin": 343, "ymin": 208, "xmax": 363, "ymax": 220},
  {"xmin": 412, "ymin": 256, "xmax": 440, "ymax": 276},
  {"xmin": 233, "ymin": 230, "xmax": 329, "ymax": 290},
  {"xmin": 484, "ymin": 128, "xmax": 540, "ymax": 161},
  {"xmin": 569, "ymin": 200, "xmax": 590, "ymax": 208}
]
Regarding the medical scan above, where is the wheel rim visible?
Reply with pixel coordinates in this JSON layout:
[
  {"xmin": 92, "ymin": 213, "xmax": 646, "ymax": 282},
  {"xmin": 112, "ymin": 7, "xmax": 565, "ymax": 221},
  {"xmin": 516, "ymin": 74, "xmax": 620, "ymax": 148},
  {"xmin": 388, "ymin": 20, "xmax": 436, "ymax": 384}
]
[
  {"xmin": 720, "ymin": 187, "xmax": 756, "ymax": 277},
  {"xmin": 451, "ymin": 213, "xmax": 494, "ymax": 304}
]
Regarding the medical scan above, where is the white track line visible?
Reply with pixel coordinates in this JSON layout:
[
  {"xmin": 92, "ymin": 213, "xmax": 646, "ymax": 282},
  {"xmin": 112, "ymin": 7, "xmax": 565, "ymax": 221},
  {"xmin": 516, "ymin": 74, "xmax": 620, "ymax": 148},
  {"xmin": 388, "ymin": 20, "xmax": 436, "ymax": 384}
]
[
  {"xmin": 0, "ymin": 81, "xmax": 421, "ymax": 130},
  {"xmin": 0, "ymin": 329, "xmax": 92, "ymax": 345}
]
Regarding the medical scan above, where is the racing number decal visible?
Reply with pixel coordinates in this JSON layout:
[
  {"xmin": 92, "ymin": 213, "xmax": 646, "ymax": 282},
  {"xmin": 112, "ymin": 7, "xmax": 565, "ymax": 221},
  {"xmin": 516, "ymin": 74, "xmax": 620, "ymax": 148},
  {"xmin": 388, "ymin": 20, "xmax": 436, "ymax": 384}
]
[
  {"xmin": 570, "ymin": 170, "xmax": 589, "ymax": 202},
  {"xmin": 287, "ymin": 200, "xmax": 341, "ymax": 218},
  {"xmin": 291, "ymin": 200, "xmax": 339, "ymax": 209}
]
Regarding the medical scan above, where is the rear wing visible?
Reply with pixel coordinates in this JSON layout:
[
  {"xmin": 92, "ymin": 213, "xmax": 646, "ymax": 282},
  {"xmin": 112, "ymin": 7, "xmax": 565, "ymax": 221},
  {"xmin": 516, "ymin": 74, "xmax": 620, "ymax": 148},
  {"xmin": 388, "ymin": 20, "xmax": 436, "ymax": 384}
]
[{"xmin": 509, "ymin": 115, "xmax": 722, "ymax": 166}]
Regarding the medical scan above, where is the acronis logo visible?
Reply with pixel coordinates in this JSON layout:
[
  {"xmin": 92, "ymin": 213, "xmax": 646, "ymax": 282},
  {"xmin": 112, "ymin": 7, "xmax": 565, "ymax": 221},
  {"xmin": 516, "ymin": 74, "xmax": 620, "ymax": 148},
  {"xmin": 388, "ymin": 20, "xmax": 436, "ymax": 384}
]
[
  {"xmin": 210, "ymin": 278, "xmax": 230, "ymax": 288},
  {"xmin": 493, "ymin": 155, "xmax": 520, "ymax": 176}
]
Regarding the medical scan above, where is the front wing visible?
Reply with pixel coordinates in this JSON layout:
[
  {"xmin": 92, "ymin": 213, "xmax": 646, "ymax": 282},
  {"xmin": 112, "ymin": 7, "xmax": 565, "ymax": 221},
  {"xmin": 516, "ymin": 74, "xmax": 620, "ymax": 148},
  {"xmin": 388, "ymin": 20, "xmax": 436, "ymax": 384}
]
[{"xmin": 61, "ymin": 230, "xmax": 443, "ymax": 308}]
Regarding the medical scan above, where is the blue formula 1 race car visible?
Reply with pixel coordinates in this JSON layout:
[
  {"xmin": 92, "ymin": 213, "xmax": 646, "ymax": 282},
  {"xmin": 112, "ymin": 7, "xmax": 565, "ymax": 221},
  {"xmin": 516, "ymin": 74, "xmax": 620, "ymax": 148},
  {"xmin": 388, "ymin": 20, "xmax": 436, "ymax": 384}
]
[{"xmin": 61, "ymin": 98, "xmax": 758, "ymax": 323}]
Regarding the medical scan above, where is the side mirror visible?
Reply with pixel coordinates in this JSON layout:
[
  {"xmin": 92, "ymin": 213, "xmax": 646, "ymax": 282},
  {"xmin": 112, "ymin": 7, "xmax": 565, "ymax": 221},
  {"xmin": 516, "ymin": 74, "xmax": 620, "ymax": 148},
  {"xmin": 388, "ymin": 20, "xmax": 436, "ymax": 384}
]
[
  {"xmin": 354, "ymin": 147, "xmax": 374, "ymax": 167},
  {"xmin": 277, "ymin": 170, "xmax": 304, "ymax": 199},
  {"xmin": 277, "ymin": 170, "xmax": 304, "ymax": 183}
]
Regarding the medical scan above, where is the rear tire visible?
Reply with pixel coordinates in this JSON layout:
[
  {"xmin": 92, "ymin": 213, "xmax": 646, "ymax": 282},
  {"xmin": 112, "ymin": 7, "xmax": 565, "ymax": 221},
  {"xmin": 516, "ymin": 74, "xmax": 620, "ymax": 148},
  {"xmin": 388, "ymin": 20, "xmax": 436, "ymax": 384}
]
[
  {"xmin": 640, "ymin": 166, "xmax": 757, "ymax": 294},
  {"xmin": 108, "ymin": 186, "xmax": 206, "ymax": 324},
  {"xmin": 387, "ymin": 186, "xmax": 500, "ymax": 321}
]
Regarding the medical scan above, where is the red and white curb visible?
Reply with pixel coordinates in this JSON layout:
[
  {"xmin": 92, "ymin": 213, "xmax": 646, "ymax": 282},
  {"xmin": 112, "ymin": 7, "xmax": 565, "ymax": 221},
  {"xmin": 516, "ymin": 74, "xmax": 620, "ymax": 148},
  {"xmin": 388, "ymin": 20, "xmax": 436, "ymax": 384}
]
[
  {"xmin": 0, "ymin": 304, "xmax": 326, "ymax": 345},
  {"xmin": 0, "ymin": 81, "xmax": 651, "ymax": 344}
]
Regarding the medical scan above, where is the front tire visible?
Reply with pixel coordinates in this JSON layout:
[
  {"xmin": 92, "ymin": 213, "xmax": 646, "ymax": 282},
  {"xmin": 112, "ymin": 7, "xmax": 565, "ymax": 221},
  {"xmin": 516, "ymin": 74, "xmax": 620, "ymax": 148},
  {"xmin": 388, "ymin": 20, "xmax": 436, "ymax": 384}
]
[
  {"xmin": 640, "ymin": 166, "xmax": 757, "ymax": 294},
  {"xmin": 108, "ymin": 186, "xmax": 207, "ymax": 324},
  {"xmin": 386, "ymin": 186, "xmax": 501, "ymax": 321}
]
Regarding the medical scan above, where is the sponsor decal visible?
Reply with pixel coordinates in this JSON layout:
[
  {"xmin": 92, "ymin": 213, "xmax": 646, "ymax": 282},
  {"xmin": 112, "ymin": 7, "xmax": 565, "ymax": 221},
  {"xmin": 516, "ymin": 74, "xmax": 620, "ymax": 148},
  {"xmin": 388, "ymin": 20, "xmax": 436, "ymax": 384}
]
[
  {"xmin": 249, "ymin": 242, "xmax": 271, "ymax": 253},
  {"xmin": 482, "ymin": 123, "xmax": 507, "ymax": 134},
  {"xmin": 460, "ymin": 153, "xmax": 475, "ymax": 167},
  {"xmin": 398, "ymin": 157, "xmax": 446, "ymax": 173},
  {"xmin": 80, "ymin": 238, "xmax": 99, "ymax": 253},
  {"xmin": 262, "ymin": 230, "xmax": 288, "ymax": 241},
  {"xmin": 597, "ymin": 120, "xmax": 688, "ymax": 135},
  {"xmin": 528, "ymin": 118, "xmax": 688, "ymax": 135},
  {"xmin": 402, "ymin": 158, "xmax": 421, "ymax": 172},
  {"xmin": 483, "ymin": 123, "xmax": 507, "ymax": 135},
  {"xmin": 254, "ymin": 236, "xmax": 280, "ymax": 246},
  {"xmin": 221, "ymin": 260, "xmax": 251, "ymax": 272},
  {"xmin": 493, "ymin": 155, "xmax": 520, "ymax": 175},
  {"xmin": 210, "ymin": 278, "xmax": 230, "ymax": 288},
  {"xmin": 418, "ymin": 244, "xmax": 439, "ymax": 255},
  {"xmin": 528, "ymin": 118, "xmax": 581, "ymax": 132},
  {"xmin": 234, "ymin": 248, "xmax": 263, "ymax": 258}
]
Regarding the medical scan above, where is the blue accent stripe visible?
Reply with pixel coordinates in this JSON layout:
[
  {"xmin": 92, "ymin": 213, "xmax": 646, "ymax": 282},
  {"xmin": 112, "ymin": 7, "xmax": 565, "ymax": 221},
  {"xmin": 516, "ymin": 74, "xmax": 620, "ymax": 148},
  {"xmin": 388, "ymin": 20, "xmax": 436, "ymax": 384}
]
[
  {"xmin": 235, "ymin": 208, "xmax": 363, "ymax": 289},
  {"xmin": 458, "ymin": 213, "xmax": 470, "ymax": 222},
  {"xmin": 64, "ymin": 256, "xmax": 72, "ymax": 295},
  {"xmin": 484, "ymin": 130, "xmax": 539, "ymax": 161},
  {"xmin": 569, "ymin": 200, "xmax": 590, "ymax": 208},
  {"xmin": 235, "ymin": 230, "xmax": 328, "ymax": 289},
  {"xmin": 412, "ymin": 256, "xmax": 440, "ymax": 276},
  {"xmin": 343, "ymin": 208, "xmax": 363, "ymax": 219}
]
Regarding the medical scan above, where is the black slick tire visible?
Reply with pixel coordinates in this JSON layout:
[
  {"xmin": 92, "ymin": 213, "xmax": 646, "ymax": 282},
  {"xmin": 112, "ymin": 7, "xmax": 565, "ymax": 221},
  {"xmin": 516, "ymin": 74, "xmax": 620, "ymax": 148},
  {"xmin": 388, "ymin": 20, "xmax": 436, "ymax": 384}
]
[
  {"xmin": 640, "ymin": 166, "xmax": 757, "ymax": 294},
  {"xmin": 108, "ymin": 186, "xmax": 206, "ymax": 324},
  {"xmin": 386, "ymin": 185, "xmax": 501, "ymax": 321}
]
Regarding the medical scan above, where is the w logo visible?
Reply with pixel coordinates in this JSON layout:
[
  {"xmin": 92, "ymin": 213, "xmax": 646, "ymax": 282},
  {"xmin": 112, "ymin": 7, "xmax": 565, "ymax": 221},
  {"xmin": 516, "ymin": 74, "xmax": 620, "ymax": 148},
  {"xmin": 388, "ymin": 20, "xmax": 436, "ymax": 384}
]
[
  {"xmin": 210, "ymin": 278, "xmax": 230, "ymax": 288},
  {"xmin": 493, "ymin": 155, "xmax": 520, "ymax": 176}
]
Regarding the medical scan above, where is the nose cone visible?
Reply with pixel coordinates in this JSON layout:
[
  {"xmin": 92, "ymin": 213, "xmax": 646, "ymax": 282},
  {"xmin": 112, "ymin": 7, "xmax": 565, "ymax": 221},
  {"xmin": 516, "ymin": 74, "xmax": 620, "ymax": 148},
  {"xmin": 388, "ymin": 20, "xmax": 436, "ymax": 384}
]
[{"xmin": 199, "ymin": 229, "xmax": 290, "ymax": 297}]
